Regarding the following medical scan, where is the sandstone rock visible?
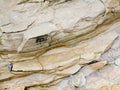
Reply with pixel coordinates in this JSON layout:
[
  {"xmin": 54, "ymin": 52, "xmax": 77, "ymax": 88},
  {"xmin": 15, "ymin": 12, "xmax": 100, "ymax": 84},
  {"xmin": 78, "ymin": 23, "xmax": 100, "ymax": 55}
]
[
  {"xmin": 100, "ymin": 36, "xmax": 120, "ymax": 64},
  {"xmin": 69, "ymin": 61, "xmax": 107, "ymax": 89},
  {"xmin": 10, "ymin": 86, "xmax": 25, "ymax": 90},
  {"xmin": 112, "ymin": 84, "xmax": 120, "ymax": 90},
  {"xmin": 78, "ymin": 65, "xmax": 120, "ymax": 90},
  {"xmin": 0, "ymin": 0, "xmax": 120, "ymax": 53},
  {"xmin": 0, "ymin": 0, "xmax": 120, "ymax": 89},
  {"xmin": 98, "ymin": 86, "xmax": 109, "ymax": 90},
  {"xmin": 80, "ymin": 61, "xmax": 108, "ymax": 76}
]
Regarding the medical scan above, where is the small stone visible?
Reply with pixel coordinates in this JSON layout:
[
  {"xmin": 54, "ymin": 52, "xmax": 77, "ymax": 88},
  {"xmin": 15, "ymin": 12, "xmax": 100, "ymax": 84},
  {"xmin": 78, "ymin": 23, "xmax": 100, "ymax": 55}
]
[
  {"xmin": 115, "ymin": 56, "xmax": 120, "ymax": 66},
  {"xmin": 8, "ymin": 62, "xmax": 13, "ymax": 71},
  {"xmin": 70, "ymin": 72, "xmax": 86, "ymax": 88}
]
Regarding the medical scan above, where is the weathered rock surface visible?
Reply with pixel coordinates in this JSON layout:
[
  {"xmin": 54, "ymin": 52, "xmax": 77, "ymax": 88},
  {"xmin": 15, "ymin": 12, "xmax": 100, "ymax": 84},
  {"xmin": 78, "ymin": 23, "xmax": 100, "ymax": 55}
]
[{"xmin": 0, "ymin": 0, "xmax": 120, "ymax": 90}]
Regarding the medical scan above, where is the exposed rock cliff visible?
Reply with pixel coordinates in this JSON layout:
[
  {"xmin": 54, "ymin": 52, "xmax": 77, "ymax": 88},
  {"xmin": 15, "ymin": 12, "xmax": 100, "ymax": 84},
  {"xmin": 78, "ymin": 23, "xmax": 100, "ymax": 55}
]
[{"xmin": 0, "ymin": 0, "xmax": 120, "ymax": 90}]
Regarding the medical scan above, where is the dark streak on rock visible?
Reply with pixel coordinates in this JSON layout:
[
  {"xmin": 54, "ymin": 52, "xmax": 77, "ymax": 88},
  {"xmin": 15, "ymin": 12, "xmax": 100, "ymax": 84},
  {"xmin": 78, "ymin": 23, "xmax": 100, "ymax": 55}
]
[
  {"xmin": 87, "ymin": 60, "xmax": 98, "ymax": 65},
  {"xmin": 35, "ymin": 34, "xmax": 48, "ymax": 44}
]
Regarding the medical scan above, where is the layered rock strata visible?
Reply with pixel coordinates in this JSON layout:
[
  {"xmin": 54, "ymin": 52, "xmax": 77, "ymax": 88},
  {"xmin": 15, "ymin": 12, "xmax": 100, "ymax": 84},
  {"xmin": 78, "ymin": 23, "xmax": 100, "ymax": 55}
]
[{"xmin": 0, "ymin": 0, "xmax": 120, "ymax": 90}]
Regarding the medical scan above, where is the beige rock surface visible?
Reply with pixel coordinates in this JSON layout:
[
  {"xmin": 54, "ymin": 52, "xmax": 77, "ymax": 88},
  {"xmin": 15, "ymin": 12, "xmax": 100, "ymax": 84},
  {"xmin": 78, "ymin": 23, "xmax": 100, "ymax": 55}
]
[
  {"xmin": 112, "ymin": 84, "xmax": 120, "ymax": 90},
  {"xmin": 0, "ymin": 0, "xmax": 120, "ymax": 90}
]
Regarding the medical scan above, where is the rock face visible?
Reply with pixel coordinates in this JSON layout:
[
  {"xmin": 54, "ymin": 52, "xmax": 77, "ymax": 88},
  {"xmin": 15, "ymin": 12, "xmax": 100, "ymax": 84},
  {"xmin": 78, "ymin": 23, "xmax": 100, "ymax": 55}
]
[{"xmin": 0, "ymin": 0, "xmax": 120, "ymax": 90}]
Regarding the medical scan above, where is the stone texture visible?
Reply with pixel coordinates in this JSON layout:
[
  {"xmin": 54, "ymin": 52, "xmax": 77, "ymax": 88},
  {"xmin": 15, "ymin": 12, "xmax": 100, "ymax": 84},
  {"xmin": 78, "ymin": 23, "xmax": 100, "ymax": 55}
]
[
  {"xmin": 115, "ymin": 56, "xmax": 120, "ymax": 66},
  {"xmin": 98, "ymin": 86, "xmax": 109, "ymax": 90},
  {"xmin": 0, "ymin": 0, "xmax": 120, "ymax": 90},
  {"xmin": 112, "ymin": 84, "xmax": 120, "ymax": 90}
]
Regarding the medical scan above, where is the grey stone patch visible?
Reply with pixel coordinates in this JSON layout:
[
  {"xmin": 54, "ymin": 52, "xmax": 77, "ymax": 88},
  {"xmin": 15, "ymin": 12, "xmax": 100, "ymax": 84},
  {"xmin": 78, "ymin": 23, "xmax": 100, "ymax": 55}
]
[
  {"xmin": 8, "ymin": 62, "xmax": 13, "ymax": 71},
  {"xmin": 70, "ymin": 72, "xmax": 86, "ymax": 88},
  {"xmin": 114, "ymin": 56, "xmax": 120, "ymax": 66}
]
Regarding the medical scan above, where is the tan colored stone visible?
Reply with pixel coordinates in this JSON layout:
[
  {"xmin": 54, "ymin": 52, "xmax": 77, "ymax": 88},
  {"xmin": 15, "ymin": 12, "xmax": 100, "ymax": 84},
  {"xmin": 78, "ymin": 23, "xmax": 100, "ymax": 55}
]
[
  {"xmin": 56, "ymin": 65, "xmax": 81, "ymax": 76},
  {"xmin": 98, "ymin": 86, "xmax": 109, "ymax": 90},
  {"xmin": 90, "ymin": 61, "xmax": 107, "ymax": 70},
  {"xmin": 0, "ymin": 29, "xmax": 118, "ymax": 89},
  {"xmin": 13, "ymin": 60, "xmax": 43, "ymax": 72},
  {"xmin": 0, "ymin": 0, "xmax": 120, "ymax": 89},
  {"xmin": 10, "ymin": 86, "xmax": 25, "ymax": 90},
  {"xmin": 112, "ymin": 84, "xmax": 120, "ymax": 90}
]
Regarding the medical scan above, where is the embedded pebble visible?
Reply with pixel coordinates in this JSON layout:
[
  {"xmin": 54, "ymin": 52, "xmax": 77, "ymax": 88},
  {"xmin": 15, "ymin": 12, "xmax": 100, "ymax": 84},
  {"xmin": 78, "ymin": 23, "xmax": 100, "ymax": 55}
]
[
  {"xmin": 8, "ymin": 62, "xmax": 13, "ymax": 71},
  {"xmin": 70, "ymin": 72, "xmax": 86, "ymax": 88},
  {"xmin": 115, "ymin": 56, "xmax": 120, "ymax": 66}
]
